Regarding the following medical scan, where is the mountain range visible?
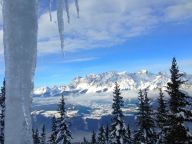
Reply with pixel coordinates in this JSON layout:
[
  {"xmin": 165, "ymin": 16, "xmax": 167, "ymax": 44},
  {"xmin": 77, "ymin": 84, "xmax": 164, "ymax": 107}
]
[
  {"xmin": 32, "ymin": 70, "xmax": 192, "ymax": 141},
  {"xmin": 33, "ymin": 70, "xmax": 192, "ymax": 97}
]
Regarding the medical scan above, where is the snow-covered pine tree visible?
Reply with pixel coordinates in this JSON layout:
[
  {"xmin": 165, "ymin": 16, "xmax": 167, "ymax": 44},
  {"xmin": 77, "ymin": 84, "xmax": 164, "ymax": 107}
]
[
  {"xmin": 56, "ymin": 94, "xmax": 72, "ymax": 144},
  {"xmin": 143, "ymin": 89, "xmax": 156, "ymax": 143},
  {"xmin": 165, "ymin": 57, "xmax": 192, "ymax": 143},
  {"xmin": 134, "ymin": 89, "xmax": 156, "ymax": 143},
  {"xmin": 156, "ymin": 88, "xmax": 168, "ymax": 143},
  {"xmin": 40, "ymin": 125, "xmax": 46, "ymax": 144},
  {"xmin": 97, "ymin": 126, "xmax": 105, "ymax": 144},
  {"xmin": 0, "ymin": 79, "xmax": 5, "ymax": 144},
  {"xmin": 110, "ymin": 82, "xmax": 129, "ymax": 144},
  {"xmin": 91, "ymin": 130, "xmax": 97, "ymax": 144},
  {"xmin": 49, "ymin": 116, "xmax": 57, "ymax": 144},
  {"xmin": 105, "ymin": 125, "xmax": 109, "ymax": 144},
  {"xmin": 134, "ymin": 90, "xmax": 145, "ymax": 143}
]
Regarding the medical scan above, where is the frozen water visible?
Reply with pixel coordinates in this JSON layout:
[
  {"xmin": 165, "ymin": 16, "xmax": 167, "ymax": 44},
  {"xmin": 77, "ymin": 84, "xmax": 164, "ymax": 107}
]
[{"xmin": 3, "ymin": 0, "xmax": 38, "ymax": 143}]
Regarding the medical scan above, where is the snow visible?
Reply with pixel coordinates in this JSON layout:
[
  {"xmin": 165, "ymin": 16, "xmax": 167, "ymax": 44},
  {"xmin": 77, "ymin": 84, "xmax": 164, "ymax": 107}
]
[
  {"xmin": 3, "ymin": 0, "xmax": 38, "ymax": 143},
  {"xmin": 34, "ymin": 70, "xmax": 192, "ymax": 97},
  {"xmin": 30, "ymin": 70, "xmax": 192, "ymax": 122}
]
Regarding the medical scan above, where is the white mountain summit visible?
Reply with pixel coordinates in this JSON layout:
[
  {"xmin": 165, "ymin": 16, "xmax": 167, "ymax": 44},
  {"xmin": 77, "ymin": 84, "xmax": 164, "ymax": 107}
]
[{"xmin": 34, "ymin": 70, "xmax": 192, "ymax": 97}]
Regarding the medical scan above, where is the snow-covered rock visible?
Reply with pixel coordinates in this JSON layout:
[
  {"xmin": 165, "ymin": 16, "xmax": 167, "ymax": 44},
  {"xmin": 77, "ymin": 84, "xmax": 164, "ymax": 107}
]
[{"xmin": 34, "ymin": 70, "xmax": 192, "ymax": 97}]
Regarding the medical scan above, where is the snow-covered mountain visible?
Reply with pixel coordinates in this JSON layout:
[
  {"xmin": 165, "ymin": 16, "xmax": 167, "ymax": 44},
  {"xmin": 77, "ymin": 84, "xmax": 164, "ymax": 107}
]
[
  {"xmin": 34, "ymin": 70, "xmax": 192, "ymax": 97},
  {"xmin": 32, "ymin": 70, "xmax": 192, "ymax": 141}
]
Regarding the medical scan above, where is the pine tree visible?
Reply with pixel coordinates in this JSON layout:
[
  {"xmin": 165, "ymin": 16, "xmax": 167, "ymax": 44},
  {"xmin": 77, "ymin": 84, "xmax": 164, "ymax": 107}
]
[
  {"xmin": 40, "ymin": 125, "xmax": 46, "ymax": 144},
  {"xmin": 82, "ymin": 137, "xmax": 89, "ymax": 144},
  {"xmin": 143, "ymin": 89, "xmax": 156, "ymax": 143},
  {"xmin": 165, "ymin": 57, "xmax": 192, "ymax": 143},
  {"xmin": 126, "ymin": 125, "xmax": 132, "ymax": 144},
  {"xmin": 49, "ymin": 116, "xmax": 57, "ymax": 144},
  {"xmin": 134, "ymin": 90, "xmax": 145, "ymax": 143},
  {"xmin": 98, "ymin": 126, "xmax": 105, "ymax": 144},
  {"xmin": 91, "ymin": 130, "xmax": 97, "ymax": 144},
  {"xmin": 32, "ymin": 129, "xmax": 35, "ymax": 144},
  {"xmin": 105, "ymin": 125, "xmax": 109, "ymax": 144},
  {"xmin": 110, "ymin": 82, "xmax": 129, "ymax": 144},
  {"xmin": 56, "ymin": 94, "xmax": 72, "ymax": 144},
  {"xmin": 134, "ymin": 89, "xmax": 156, "ymax": 143},
  {"xmin": 156, "ymin": 88, "xmax": 168, "ymax": 143},
  {"xmin": 33, "ymin": 129, "xmax": 41, "ymax": 144},
  {"xmin": 0, "ymin": 79, "xmax": 5, "ymax": 144}
]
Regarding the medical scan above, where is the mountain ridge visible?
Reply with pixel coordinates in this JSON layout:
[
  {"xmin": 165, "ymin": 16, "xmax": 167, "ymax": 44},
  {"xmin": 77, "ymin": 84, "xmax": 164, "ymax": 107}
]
[{"xmin": 34, "ymin": 70, "xmax": 192, "ymax": 97}]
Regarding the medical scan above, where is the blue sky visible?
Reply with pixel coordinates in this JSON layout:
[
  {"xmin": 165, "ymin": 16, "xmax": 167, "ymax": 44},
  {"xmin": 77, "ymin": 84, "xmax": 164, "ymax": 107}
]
[{"xmin": 0, "ymin": 0, "xmax": 192, "ymax": 87}]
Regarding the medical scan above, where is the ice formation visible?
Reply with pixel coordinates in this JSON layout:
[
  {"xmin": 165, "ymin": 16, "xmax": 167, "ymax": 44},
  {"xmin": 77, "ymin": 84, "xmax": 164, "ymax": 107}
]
[
  {"xmin": 3, "ymin": 0, "xmax": 38, "ymax": 143},
  {"xmin": 2, "ymin": 0, "xmax": 79, "ymax": 143},
  {"xmin": 49, "ymin": 0, "xmax": 53, "ymax": 21},
  {"xmin": 56, "ymin": 0, "xmax": 79, "ymax": 54}
]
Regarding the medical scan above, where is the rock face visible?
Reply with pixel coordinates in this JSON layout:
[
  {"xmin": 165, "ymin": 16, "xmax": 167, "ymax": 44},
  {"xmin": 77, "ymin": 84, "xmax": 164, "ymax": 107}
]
[{"xmin": 34, "ymin": 70, "xmax": 192, "ymax": 97}]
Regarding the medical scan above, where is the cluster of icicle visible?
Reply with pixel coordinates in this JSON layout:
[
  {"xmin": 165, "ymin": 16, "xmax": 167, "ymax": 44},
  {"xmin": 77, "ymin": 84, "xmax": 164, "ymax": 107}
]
[{"xmin": 49, "ymin": 0, "xmax": 79, "ymax": 54}]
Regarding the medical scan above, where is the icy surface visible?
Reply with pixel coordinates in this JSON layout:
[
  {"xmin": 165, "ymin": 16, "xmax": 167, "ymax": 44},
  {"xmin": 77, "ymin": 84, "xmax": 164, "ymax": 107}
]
[{"xmin": 3, "ymin": 0, "xmax": 38, "ymax": 143}]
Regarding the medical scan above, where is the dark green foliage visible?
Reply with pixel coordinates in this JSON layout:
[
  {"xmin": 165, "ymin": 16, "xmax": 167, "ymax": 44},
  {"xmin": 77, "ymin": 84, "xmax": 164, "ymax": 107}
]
[
  {"xmin": 126, "ymin": 125, "xmax": 132, "ymax": 144},
  {"xmin": 49, "ymin": 116, "xmax": 57, "ymax": 144},
  {"xmin": 56, "ymin": 94, "xmax": 72, "ymax": 144},
  {"xmin": 105, "ymin": 125, "xmax": 109, "ymax": 144},
  {"xmin": 0, "ymin": 79, "xmax": 5, "ymax": 144},
  {"xmin": 165, "ymin": 57, "xmax": 192, "ymax": 143},
  {"xmin": 97, "ymin": 126, "xmax": 105, "ymax": 144},
  {"xmin": 91, "ymin": 130, "xmax": 97, "ymax": 144},
  {"xmin": 82, "ymin": 137, "xmax": 89, "ymax": 144},
  {"xmin": 40, "ymin": 125, "xmax": 46, "ymax": 144},
  {"xmin": 33, "ymin": 129, "xmax": 41, "ymax": 144},
  {"xmin": 156, "ymin": 88, "xmax": 168, "ymax": 143},
  {"xmin": 134, "ymin": 90, "xmax": 145, "ymax": 143},
  {"xmin": 134, "ymin": 89, "xmax": 156, "ymax": 144}
]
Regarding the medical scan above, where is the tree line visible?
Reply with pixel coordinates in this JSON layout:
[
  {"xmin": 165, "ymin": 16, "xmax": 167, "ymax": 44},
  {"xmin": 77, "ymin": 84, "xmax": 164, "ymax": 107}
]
[{"xmin": 0, "ymin": 57, "xmax": 192, "ymax": 144}]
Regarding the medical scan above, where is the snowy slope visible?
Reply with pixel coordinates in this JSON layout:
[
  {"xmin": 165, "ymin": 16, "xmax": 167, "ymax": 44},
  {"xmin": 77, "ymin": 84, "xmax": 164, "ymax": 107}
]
[{"xmin": 34, "ymin": 70, "xmax": 192, "ymax": 97}]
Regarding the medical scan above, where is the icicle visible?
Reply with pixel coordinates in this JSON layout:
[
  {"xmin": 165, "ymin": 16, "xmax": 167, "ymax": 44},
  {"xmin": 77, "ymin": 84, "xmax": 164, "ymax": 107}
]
[
  {"xmin": 65, "ymin": 0, "xmax": 70, "ymax": 23},
  {"xmin": 57, "ymin": 0, "xmax": 65, "ymax": 55},
  {"xmin": 49, "ymin": 0, "xmax": 52, "ymax": 21},
  {"xmin": 56, "ymin": 0, "xmax": 79, "ymax": 55},
  {"xmin": 0, "ymin": 0, "xmax": 3, "ymax": 7},
  {"xmin": 74, "ymin": 0, "xmax": 80, "ymax": 18}
]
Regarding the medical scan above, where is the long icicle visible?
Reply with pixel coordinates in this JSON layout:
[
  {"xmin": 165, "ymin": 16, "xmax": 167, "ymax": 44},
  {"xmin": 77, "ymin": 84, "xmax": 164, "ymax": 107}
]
[
  {"xmin": 57, "ymin": 0, "xmax": 65, "ymax": 55},
  {"xmin": 49, "ymin": 0, "xmax": 52, "ymax": 21},
  {"xmin": 57, "ymin": 0, "xmax": 79, "ymax": 55},
  {"xmin": 65, "ymin": 0, "xmax": 70, "ymax": 23},
  {"xmin": 74, "ymin": 0, "xmax": 80, "ymax": 18}
]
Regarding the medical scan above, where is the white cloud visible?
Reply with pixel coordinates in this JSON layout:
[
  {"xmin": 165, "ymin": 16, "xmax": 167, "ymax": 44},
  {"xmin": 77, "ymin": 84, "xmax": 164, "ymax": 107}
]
[
  {"xmin": 37, "ymin": 0, "xmax": 192, "ymax": 55},
  {"xmin": 57, "ymin": 57, "xmax": 98, "ymax": 63},
  {"xmin": 0, "ymin": 0, "xmax": 192, "ymax": 56}
]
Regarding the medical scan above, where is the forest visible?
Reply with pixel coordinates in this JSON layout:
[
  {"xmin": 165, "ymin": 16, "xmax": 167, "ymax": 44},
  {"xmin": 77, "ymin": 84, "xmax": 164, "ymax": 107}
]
[{"xmin": 0, "ymin": 58, "xmax": 191, "ymax": 144}]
